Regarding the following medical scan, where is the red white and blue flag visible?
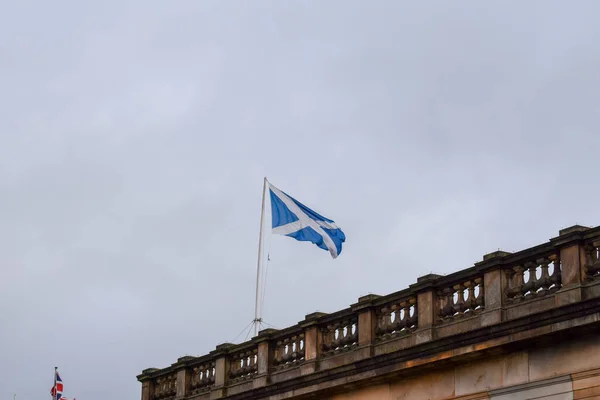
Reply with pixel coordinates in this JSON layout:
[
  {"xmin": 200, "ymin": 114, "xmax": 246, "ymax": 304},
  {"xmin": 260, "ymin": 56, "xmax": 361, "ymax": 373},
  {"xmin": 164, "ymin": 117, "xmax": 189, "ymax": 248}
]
[{"xmin": 50, "ymin": 370, "xmax": 63, "ymax": 400}]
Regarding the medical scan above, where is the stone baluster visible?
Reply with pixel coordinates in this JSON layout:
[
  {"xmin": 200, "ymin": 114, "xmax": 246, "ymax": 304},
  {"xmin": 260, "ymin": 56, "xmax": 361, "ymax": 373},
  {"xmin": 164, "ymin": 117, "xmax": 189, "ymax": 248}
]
[
  {"xmin": 336, "ymin": 324, "xmax": 345, "ymax": 347},
  {"xmin": 455, "ymin": 283, "xmax": 466, "ymax": 314},
  {"xmin": 522, "ymin": 261, "xmax": 540, "ymax": 298},
  {"xmin": 439, "ymin": 287, "xmax": 453, "ymax": 319},
  {"xmin": 380, "ymin": 306, "xmax": 391, "ymax": 335},
  {"xmin": 393, "ymin": 304, "xmax": 403, "ymax": 331},
  {"xmin": 537, "ymin": 257, "xmax": 551, "ymax": 296},
  {"xmin": 548, "ymin": 254, "xmax": 562, "ymax": 290},
  {"xmin": 465, "ymin": 281, "xmax": 476, "ymax": 312},
  {"xmin": 506, "ymin": 266, "xmax": 525, "ymax": 302}
]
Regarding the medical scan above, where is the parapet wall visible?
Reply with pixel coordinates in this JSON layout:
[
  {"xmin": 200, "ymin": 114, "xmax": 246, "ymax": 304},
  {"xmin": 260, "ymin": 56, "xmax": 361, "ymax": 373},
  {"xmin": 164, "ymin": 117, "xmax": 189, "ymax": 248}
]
[{"xmin": 137, "ymin": 224, "xmax": 600, "ymax": 400}]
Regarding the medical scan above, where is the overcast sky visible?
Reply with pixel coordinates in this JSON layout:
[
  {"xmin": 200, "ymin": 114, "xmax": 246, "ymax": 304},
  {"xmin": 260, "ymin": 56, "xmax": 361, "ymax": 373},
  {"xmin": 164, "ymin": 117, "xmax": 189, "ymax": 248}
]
[{"xmin": 1, "ymin": 1, "xmax": 600, "ymax": 399}]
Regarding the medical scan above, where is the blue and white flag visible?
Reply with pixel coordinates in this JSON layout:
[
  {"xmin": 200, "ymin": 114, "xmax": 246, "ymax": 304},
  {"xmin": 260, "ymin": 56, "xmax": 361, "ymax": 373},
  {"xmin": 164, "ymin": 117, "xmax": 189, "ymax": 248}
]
[{"xmin": 268, "ymin": 183, "xmax": 346, "ymax": 258}]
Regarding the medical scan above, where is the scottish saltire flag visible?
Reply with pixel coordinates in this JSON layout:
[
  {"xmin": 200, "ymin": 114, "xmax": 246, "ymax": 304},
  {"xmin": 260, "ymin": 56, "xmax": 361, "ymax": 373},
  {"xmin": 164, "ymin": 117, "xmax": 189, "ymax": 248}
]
[
  {"xmin": 50, "ymin": 371, "xmax": 63, "ymax": 400},
  {"xmin": 269, "ymin": 183, "xmax": 345, "ymax": 258}
]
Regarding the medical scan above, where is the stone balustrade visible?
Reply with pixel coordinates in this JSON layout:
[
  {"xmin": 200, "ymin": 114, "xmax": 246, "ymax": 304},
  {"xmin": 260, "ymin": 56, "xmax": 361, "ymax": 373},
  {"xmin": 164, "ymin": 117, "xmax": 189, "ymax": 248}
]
[
  {"xmin": 272, "ymin": 329, "xmax": 304, "ymax": 370},
  {"xmin": 320, "ymin": 314, "xmax": 358, "ymax": 356},
  {"xmin": 228, "ymin": 345, "xmax": 258, "ymax": 383},
  {"xmin": 375, "ymin": 294, "xmax": 417, "ymax": 341},
  {"xmin": 189, "ymin": 360, "xmax": 215, "ymax": 395},
  {"xmin": 505, "ymin": 253, "xmax": 561, "ymax": 303},
  {"xmin": 437, "ymin": 275, "xmax": 484, "ymax": 321},
  {"xmin": 138, "ymin": 224, "xmax": 600, "ymax": 400},
  {"xmin": 153, "ymin": 372, "xmax": 177, "ymax": 400}
]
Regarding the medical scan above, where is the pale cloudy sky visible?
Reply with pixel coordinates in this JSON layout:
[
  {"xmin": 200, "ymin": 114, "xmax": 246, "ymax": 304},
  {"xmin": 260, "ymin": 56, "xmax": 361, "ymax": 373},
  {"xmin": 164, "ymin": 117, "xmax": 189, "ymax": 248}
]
[{"xmin": 1, "ymin": 1, "xmax": 599, "ymax": 400}]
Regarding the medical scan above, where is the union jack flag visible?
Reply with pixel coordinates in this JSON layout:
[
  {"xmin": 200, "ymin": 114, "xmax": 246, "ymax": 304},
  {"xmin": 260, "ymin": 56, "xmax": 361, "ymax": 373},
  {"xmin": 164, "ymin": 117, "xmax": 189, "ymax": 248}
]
[{"xmin": 50, "ymin": 370, "xmax": 63, "ymax": 400}]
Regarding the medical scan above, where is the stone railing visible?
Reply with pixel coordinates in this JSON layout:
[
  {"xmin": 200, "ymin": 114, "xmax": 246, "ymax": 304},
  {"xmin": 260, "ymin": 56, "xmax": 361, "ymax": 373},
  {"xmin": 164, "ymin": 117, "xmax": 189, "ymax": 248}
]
[
  {"xmin": 272, "ymin": 328, "xmax": 304, "ymax": 370},
  {"xmin": 437, "ymin": 275, "xmax": 484, "ymax": 321},
  {"xmin": 504, "ymin": 253, "xmax": 561, "ymax": 303},
  {"xmin": 153, "ymin": 371, "xmax": 177, "ymax": 400},
  {"xmin": 375, "ymin": 294, "xmax": 417, "ymax": 341},
  {"xmin": 320, "ymin": 311, "xmax": 358, "ymax": 357},
  {"xmin": 228, "ymin": 343, "xmax": 258, "ymax": 383},
  {"xmin": 189, "ymin": 359, "xmax": 215, "ymax": 395},
  {"xmin": 138, "ymin": 224, "xmax": 600, "ymax": 400}
]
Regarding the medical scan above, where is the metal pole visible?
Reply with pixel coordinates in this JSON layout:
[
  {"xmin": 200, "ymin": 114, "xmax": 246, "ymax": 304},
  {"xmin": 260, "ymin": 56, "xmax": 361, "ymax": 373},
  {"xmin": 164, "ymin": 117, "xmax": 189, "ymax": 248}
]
[
  {"xmin": 53, "ymin": 367, "xmax": 57, "ymax": 400},
  {"xmin": 253, "ymin": 177, "xmax": 268, "ymax": 337}
]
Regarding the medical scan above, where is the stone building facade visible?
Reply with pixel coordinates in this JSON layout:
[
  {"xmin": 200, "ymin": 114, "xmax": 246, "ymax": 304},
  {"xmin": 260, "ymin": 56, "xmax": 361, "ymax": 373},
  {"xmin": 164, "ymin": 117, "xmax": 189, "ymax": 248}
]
[{"xmin": 138, "ymin": 225, "xmax": 600, "ymax": 400}]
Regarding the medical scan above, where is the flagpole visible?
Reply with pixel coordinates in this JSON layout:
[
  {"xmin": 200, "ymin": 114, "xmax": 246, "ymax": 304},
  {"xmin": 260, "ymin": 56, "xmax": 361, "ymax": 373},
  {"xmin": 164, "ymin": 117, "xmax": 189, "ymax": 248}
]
[
  {"xmin": 53, "ymin": 367, "xmax": 57, "ymax": 400},
  {"xmin": 253, "ymin": 177, "xmax": 267, "ymax": 337}
]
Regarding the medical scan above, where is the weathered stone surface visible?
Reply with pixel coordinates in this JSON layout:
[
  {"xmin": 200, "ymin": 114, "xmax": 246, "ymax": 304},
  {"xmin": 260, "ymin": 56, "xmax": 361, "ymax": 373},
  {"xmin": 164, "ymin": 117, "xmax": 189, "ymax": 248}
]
[
  {"xmin": 559, "ymin": 225, "xmax": 591, "ymax": 236},
  {"xmin": 269, "ymin": 365, "xmax": 301, "ymax": 384},
  {"xmin": 561, "ymin": 244, "xmax": 584, "ymax": 287},
  {"xmin": 373, "ymin": 333, "xmax": 415, "ymax": 356},
  {"xmin": 319, "ymin": 345, "xmax": 371, "ymax": 371},
  {"xmin": 256, "ymin": 341, "xmax": 269, "ymax": 375},
  {"xmin": 331, "ymin": 385, "xmax": 391, "ymax": 400},
  {"xmin": 389, "ymin": 369, "xmax": 455, "ymax": 400},
  {"xmin": 303, "ymin": 326, "xmax": 319, "ymax": 361},
  {"xmin": 529, "ymin": 334, "xmax": 600, "ymax": 381},
  {"xmin": 555, "ymin": 286, "xmax": 583, "ymax": 306},
  {"xmin": 455, "ymin": 358, "xmax": 504, "ymax": 395},
  {"xmin": 481, "ymin": 309, "xmax": 502, "ymax": 327},
  {"xmin": 414, "ymin": 327, "xmax": 433, "ymax": 344},
  {"xmin": 175, "ymin": 369, "xmax": 189, "ymax": 398},
  {"xmin": 357, "ymin": 309, "xmax": 376, "ymax": 346},
  {"xmin": 454, "ymin": 352, "xmax": 528, "ymax": 397},
  {"xmin": 417, "ymin": 290, "xmax": 435, "ymax": 327},
  {"xmin": 222, "ymin": 380, "xmax": 253, "ymax": 397},
  {"xmin": 484, "ymin": 269, "xmax": 503, "ymax": 310},
  {"xmin": 490, "ymin": 376, "xmax": 573, "ymax": 400},
  {"xmin": 504, "ymin": 296, "xmax": 556, "ymax": 320},
  {"xmin": 252, "ymin": 374, "xmax": 268, "ymax": 389},
  {"xmin": 583, "ymin": 280, "xmax": 600, "ymax": 300},
  {"xmin": 503, "ymin": 351, "xmax": 529, "ymax": 387},
  {"xmin": 140, "ymin": 381, "xmax": 152, "ymax": 400},
  {"xmin": 214, "ymin": 357, "xmax": 227, "ymax": 387},
  {"xmin": 436, "ymin": 314, "xmax": 483, "ymax": 338},
  {"xmin": 209, "ymin": 387, "xmax": 225, "ymax": 400},
  {"xmin": 299, "ymin": 360, "xmax": 316, "ymax": 376}
]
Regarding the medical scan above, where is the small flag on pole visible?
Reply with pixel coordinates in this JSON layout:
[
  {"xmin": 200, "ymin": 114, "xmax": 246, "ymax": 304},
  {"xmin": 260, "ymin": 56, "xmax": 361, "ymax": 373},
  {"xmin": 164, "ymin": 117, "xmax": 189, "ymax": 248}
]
[
  {"xmin": 50, "ymin": 370, "xmax": 63, "ymax": 400},
  {"xmin": 268, "ymin": 182, "xmax": 346, "ymax": 258}
]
